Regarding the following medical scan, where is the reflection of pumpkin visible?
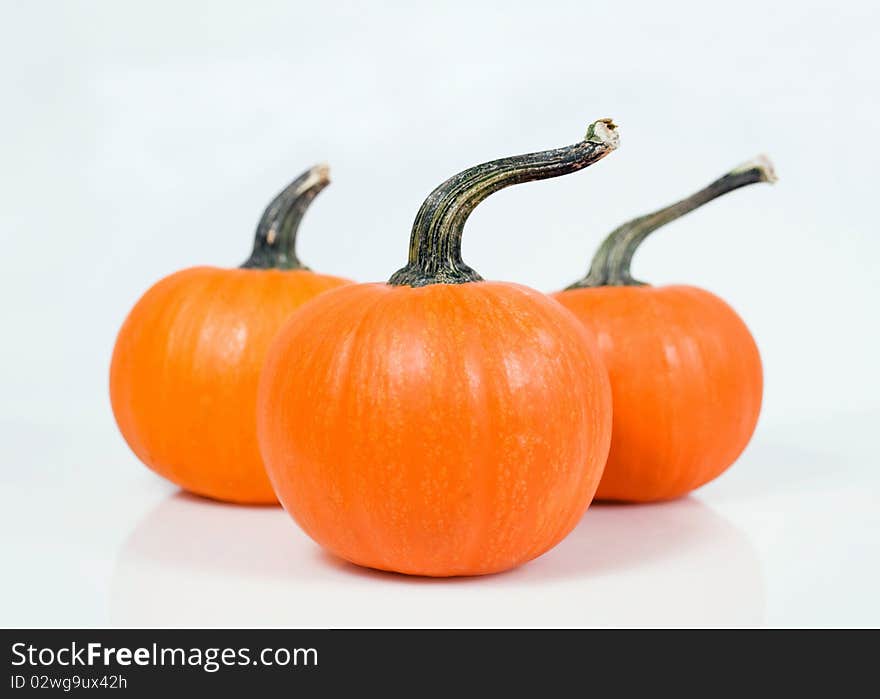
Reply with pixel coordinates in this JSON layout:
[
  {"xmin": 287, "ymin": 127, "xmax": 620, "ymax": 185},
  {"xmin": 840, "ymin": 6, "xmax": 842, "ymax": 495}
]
[
  {"xmin": 258, "ymin": 121, "xmax": 619, "ymax": 576},
  {"xmin": 111, "ymin": 493, "xmax": 763, "ymax": 626},
  {"xmin": 110, "ymin": 166, "xmax": 350, "ymax": 504},
  {"xmin": 554, "ymin": 157, "xmax": 775, "ymax": 502}
]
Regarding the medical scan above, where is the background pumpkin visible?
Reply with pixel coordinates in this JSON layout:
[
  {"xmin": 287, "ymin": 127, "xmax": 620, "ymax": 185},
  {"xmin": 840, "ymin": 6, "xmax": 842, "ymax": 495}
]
[
  {"xmin": 257, "ymin": 120, "xmax": 619, "ymax": 577},
  {"xmin": 110, "ymin": 165, "xmax": 351, "ymax": 504},
  {"xmin": 553, "ymin": 157, "xmax": 776, "ymax": 502}
]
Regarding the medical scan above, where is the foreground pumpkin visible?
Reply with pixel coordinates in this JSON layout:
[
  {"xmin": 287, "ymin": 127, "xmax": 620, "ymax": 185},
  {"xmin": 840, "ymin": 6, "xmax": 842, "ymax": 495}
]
[
  {"xmin": 258, "ymin": 121, "xmax": 619, "ymax": 576},
  {"xmin": 553, "ymin": 156, "xmax": 776, "ymax": 502},
  {"xmin": 111, "ymin": 165, "xmax": 350, "ymax": 504}
]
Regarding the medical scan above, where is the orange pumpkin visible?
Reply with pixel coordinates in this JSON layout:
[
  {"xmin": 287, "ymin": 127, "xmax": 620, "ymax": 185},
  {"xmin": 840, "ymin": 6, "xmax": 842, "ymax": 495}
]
[
  {"xmin": 110, "ymin": 165, "xmax": 351, "ymax": 504},
  {"xmin": 257, "ymin": 120, "xmax": 619, "ymax": 576},
  {"xmin": 553, "ymin": 156, "xmax": 776, "ymax": 502}
]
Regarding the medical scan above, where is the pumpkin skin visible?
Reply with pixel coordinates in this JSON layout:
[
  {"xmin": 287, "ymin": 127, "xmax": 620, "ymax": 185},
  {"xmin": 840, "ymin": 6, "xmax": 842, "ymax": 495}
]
[
  {"xmin": 258, "ymin": 281, "xmax": 612, "ymax": 576},
  {"xmin": 555, "ymin": 156, "xmax": 774, "ymax": 502},
  {"xmin": 553, "ymin": 285, "xmax": 761, "ymax": 502},
  {"xmin": 110, "ymin": 166, "xmax": 350, "ymax": 504},
  {"xmin": 111, "ymin": 267, "xmax": 349, "ymax": 504},
  {"xmin": 257, "ymin": 120, "xmax": 620, "ymax": 575}
]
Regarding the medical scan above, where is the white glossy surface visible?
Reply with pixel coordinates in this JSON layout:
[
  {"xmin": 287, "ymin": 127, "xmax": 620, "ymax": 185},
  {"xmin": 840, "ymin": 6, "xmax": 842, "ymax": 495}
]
[
  {"xmin": 2, "ymin": 416, "xmax": 877, "ymax": 627},
  {"xmin": 1, "ymin": 0, "xmax": 879, "ymax": 627}
]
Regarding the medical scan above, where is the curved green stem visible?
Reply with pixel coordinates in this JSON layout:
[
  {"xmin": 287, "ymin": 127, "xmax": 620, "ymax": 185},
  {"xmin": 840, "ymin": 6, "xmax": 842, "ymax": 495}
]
[
  {"xmin": 241, "ymin": 164, "xmax": 330, "ymax": 270},
  {"xmin": 568, "ymin": 155, "xmax": 777, "ymax": 288},
  {"xmin": 389, "ymin": 119, "xmax": 620, "ymax": 287}
]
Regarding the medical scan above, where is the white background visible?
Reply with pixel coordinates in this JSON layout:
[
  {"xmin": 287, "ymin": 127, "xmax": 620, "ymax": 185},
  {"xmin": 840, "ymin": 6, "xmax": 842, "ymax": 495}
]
[{"xmin": 1, "ymin": 0, "xmax": 878, "ymax": 627}]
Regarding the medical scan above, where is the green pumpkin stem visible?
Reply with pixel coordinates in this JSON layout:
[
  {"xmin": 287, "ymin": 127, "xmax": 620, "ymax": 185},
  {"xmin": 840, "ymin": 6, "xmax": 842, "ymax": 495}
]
[
  {"xmin": 568, "ymin": 155, "xmax": 777, "ymax": 289},
  {"xmin": 389, "ymin": 119, "xmax": 620, "ymax": 287},
  {"xmin": 241, "ymin": 164, "xmax": 330, "ymax": 270}
]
